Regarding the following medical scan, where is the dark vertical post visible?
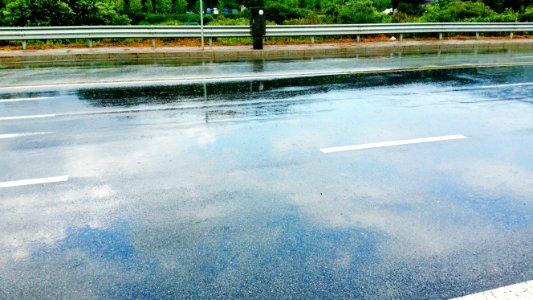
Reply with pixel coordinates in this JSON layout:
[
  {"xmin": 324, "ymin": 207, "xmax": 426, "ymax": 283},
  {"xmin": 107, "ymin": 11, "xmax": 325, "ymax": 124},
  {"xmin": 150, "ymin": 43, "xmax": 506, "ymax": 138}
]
[{"xmin": 250, "ymin": 0, "xmax": 266, "ymax": 50}]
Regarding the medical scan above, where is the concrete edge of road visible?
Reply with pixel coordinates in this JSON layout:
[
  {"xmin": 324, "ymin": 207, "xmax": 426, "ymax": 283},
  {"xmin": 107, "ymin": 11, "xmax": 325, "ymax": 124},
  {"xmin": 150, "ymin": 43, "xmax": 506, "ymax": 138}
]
[{"xmin": 0, "ymin": 39, "xmax": 532, "ymax": 64}]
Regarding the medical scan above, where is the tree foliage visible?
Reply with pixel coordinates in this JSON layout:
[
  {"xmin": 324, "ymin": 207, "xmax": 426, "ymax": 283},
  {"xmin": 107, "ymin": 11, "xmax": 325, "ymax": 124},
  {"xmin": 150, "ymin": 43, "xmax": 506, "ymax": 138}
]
[
  {"xmin": 3, "ymin": 0, "xmax": 74, "ymax": 26},
  {"xmin": 338, "ymin": 0, "xmax": 383, "ymax": 23},
  {"xmin": 264, "ymin": 2, "xmax": 307, "ymax": 24},
  {"xmin": 0, "ymin": 0, "xmax": 531, "ymax": 26},
  {"xmin": 521, "ymin": 5, "xmax": 533, "ymax": 21},
  {"xmin": 482, "ymin": 0, "xmax": 533, "ymax": 13},
  {"xmin": 72, "ymin": 0, "xmax": 131, "ymax": 25},
  {"xmin": 155, "ymin": 0, "xmax": 172, "ymax": 13},
  {"xmin": 373, "ymin": 0, "xmax": 392, "ymax": 11},
  {"xmin": 421, "ymin": 0, "xmax": 510, "ymax": 22},
  {"xmin": 173, "ymin": 0, "xmax": 188, "ymax": 13},
  {"xmin": 422, "ymin": 1, "xmax": 496, "ymax": 22},
  {"xmin": 392, "ymin": 0, "xmax": 424, "ymax": 9},
  {"xmin": 2, "ymin": 0, "xmax": 130, "ymax": 26}
]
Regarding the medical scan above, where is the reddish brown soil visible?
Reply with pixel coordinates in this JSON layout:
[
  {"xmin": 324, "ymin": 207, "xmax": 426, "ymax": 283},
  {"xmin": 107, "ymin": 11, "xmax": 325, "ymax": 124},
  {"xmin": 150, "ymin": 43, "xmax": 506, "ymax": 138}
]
[{"xmin": 0, "ymin": 35, "xmax": 531, "ymax": 50}]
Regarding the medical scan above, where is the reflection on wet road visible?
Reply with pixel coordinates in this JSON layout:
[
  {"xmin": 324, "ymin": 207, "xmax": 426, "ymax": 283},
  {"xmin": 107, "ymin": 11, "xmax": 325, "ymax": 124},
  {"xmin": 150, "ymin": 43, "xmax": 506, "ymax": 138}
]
[
  {"xmin": 0, "ymin": 58, "xmax": 532, "ymax": 299},
  {"xmin": 1, "ymin": 49, "xmax": 533, "ymax": 92}
]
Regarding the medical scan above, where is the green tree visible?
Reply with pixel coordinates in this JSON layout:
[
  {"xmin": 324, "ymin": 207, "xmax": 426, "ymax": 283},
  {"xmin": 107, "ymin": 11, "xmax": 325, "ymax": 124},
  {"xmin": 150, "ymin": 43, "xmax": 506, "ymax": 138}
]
[
  {"xmin": 391, "ymin": 0, "xmax": 424, "ymax": 9},
  {"xmin": 71, "ymin": 0, "xmax": 130, "ymax": 25},
  {"xmin": 338, "ymin": 0, "xmax": 382, "ymax": 23},
  {"xmin": 3, "ymin": 0, "xmax": 74, "ymax": 26},
  {"xmin": 155, "ymin": 0, "xmax": 172, "ymax": 12},
  {"xmin": 93, "ymin": 0, "xmax": 131, "ymax": 24},
  {"xmin": 373, "ymin": 0, "xmax": 392, "ymax": 11},
  {"xmin": 264, "ymin": 2, "xmax": 306, "ymax": 23},
  {"xmin": 393, "ymin": 0, "xmax": 424, "ymax": 15},
  {"xmin": 421, "ymin": 1, "xmax": 497, "ymax": 22},
  {"xmin": 128, "ymin": 0, "xmax": 143, "ymax": 12},
  {"xmin": 520, "ymin": 5, "xmax": 533, "ymax": 21},
  {"xmin": 143, "ymin": 0, "xmax": 154, "ymax": 12},
  {"xmin": 112, "ymin": 0, "xmax": 125, "ymax": 11},
  {"xmin": 483, "ymin": 0, "xmax": 533, "ymax": 13},
  {"xmin": 173, "ymin": 0, "xmax": 188, "ymax": 13}
]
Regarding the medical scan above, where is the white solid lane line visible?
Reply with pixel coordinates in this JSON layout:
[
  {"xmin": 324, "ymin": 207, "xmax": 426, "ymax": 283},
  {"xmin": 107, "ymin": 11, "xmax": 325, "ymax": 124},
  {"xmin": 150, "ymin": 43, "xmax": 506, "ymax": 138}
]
[
  {"xmin": 451, "ymin": 280, "xmax": 533, "ymax": 299},
  {"xmin": 0, "ymin": 176, "xmax": 69, "ymax": 188},
  {"xmin": 321, "ymin": 134, "xmax": 467, "ymax": 153},
  {"xmin": 0, "ymin": 114, "xmax": 56, "ymax": 121},
  {"xmin": 0, "ymin": 97, "xmax": 54, "ymax": 103},
  {"xmin": 0, "ymin": 132, "xmax": 52, "ymax": 139}
]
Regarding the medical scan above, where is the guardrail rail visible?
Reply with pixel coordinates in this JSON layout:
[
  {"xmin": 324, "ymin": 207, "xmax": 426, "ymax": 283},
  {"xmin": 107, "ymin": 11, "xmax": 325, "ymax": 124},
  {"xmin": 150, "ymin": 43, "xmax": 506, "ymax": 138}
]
[{"xmin": 1, "ymin": 23, "xmax": 532, "ymax": 49}]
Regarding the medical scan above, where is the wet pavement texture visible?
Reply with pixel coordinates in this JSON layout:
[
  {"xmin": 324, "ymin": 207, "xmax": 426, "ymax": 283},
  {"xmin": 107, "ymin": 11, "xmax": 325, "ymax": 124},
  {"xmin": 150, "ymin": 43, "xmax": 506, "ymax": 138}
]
[
  {"xmin": 0, "ymin": 54, "xmax": 532, "ymax": 299},
  {"xmin": 1, "ymin": 48, "xmax": 533, "ymax": 90}
]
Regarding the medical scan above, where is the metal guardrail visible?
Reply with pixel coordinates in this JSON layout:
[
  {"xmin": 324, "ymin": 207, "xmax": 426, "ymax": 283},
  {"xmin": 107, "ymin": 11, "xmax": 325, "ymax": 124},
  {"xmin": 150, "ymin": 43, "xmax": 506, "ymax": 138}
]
[{"xmin": 1, "ymin": 23, "xmax": 532, "ymax": 49}]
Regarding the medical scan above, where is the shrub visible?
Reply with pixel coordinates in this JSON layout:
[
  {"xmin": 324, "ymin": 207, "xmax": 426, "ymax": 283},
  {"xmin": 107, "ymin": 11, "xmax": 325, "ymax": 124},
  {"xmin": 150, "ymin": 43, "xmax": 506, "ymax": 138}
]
[
  {"xmin": 337, "ymin": 0, "xmax": 382, "ymax": 24},
  {"xmin": 421, "ymin": 1, "xmax": 497, "ymax": 22},
  {"xmin": 282, "ymin": 14, "xmax": 326, "ymax": 25},
  {"xmin": 3, "ymin": 0, "xmax": 74, "ymax": 26},
  {"xmin": 173, "ymin": 0, "xmax": 188, "ymax": 14},
  {"xmin": 208, "ymin": 16, "xmax": 248, "ymax": 25},
  {"xmin": 490, "ymin": 8, "xmax": 519, "ymax": 22},
  {"xmin": 392, "ymin": 0, "xmax": 424, "ymax": 10},
  {"xmin": 483, "ymin": 0, "xmax": 533, "ymax": 13},
  {"xmin": 397, "ymin": 2, "xmax": 423, "ymax": 15},
  {"xmin": 373, "ymin": 0, "xmax": 392, "ymax": 12},
  {"xmin": 264, "ymin": 2, "xmax": 307, "ymax": 24},
  {"xmin": 135, "ymin": 13, "xmax": 206, "ymax": 25},
  {"xmin": 520, "ymin": 5, "xmax": 533, "ymax": 21}
]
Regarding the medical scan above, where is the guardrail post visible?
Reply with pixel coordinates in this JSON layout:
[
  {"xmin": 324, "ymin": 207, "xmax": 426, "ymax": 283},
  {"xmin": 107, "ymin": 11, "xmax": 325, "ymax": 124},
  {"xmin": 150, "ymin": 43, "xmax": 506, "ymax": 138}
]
[
  {"xmin": 151, "ymin": 38, "xmax": 156, "ymax": 48},
  {"xmin": 310, "ymin": 36, "xmax": 314, "ymax": 44},
  {"xmin": 209, "ymin": 37, "xmax": 212, "ymax": 46},
  {"xmin": 356, "ymin": 35, "xmax": 360, "ymax": 43},
  {"xmin": 400, "ymin": 34, "xmax": 403, "ymax": 42},
  {"xmin": 22, "ymin": 40, "xmax": 27, "ymax": 50},
  {"xmin": 509, "ymin": 32, "xmax": 513, "ymax": 39},
  {"xmin": 439, "ymin": 33, "xmax": 443, "ymax": 40},
  {"xmin": 88, "ymin": 39, "xmax": 92, "ymax": 48},
  {"xmin": 476, "ymin": 32, "xmax": 479, "ymax": 40}
]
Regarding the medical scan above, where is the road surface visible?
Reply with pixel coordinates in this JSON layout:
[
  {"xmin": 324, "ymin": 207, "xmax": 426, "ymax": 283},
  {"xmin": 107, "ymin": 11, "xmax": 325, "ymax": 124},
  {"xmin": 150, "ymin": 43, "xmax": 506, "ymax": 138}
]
[{"xmin": 1, "ymin": 52, "xmax": 532, "ymax": 299}]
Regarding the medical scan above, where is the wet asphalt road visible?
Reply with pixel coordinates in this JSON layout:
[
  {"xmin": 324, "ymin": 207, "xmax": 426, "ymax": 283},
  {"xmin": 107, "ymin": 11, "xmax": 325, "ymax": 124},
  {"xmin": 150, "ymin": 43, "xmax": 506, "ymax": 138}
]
[{"xmin": 0, "ymin": 52, "xmax": 533, "ymax": 299}]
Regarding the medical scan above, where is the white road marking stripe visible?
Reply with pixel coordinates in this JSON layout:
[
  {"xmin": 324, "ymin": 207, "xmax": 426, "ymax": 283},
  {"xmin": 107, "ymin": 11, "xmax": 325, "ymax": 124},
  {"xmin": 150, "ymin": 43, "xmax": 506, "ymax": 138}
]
[
  {"xmin": 0, "ymin": 176, "xmax": 69, "ymax": 188},
  {"xmin": 451, "ymin": 280, "xmax": 533, "ymax": 299},
  {"xmin": 0, "ymin": 114, "xmax": 56, "ymax": 121},
  {"xmin": 0, "ymin": 132, "xmax": 52, "ymax": 139},
  {"xmin": 0, "ymin": 97, "xmax": 54, "ymax": 103},
  {"xmin": 321, "ymin": 134, "xmax": 467, "ymax": 153}
]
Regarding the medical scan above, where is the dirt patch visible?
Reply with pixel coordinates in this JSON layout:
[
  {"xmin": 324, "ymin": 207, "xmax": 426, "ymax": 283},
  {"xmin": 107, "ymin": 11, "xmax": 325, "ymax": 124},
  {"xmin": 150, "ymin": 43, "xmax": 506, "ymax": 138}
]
[{"xmin": 0, "ymin": 35, "xmax": 531, "ymax": 51}]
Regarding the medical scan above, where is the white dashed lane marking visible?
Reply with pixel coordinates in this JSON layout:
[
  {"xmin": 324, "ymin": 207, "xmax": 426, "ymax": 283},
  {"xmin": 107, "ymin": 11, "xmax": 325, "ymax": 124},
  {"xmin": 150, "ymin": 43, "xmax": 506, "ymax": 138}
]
[
  {"xmin": 452, "ymin": 280, "xmax": 533, "ymax": 299},
  {"xmin": 0, "ymin": 132, "xmax": 52, "ymax": 139},
  {"xmin": 321, "ymin": 135, "xmax": 467, "ymax": 153},
  {"xmin": 0, "ymin": 176, "xmax": 69, "ymax": 188},
  {"xmin": 0, "ymin": 97, "xmax": 54, "ymax": 103},
  {"xmin": 0, "ymin": 114, "xmax": 56, "ymax": 121}
]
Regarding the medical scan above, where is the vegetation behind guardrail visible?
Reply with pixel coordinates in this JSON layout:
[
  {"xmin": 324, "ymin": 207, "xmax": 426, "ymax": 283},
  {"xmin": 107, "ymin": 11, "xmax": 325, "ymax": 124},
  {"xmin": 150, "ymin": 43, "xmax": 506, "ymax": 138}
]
[{"xmin": 0, "ymin": 1, "xmax": 533, "ymax": 28}]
